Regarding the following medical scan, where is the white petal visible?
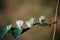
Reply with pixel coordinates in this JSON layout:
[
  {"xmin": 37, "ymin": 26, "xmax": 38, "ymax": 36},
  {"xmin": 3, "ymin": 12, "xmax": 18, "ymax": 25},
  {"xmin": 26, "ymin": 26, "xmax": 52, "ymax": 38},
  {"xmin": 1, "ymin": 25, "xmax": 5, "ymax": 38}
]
[
  {"xmin": 39, "ymin": 16, "xmax": 45, "ymax": 23},
  {"xmin": 6, "ymin": 24, "xmax": 12, "ymax": 30},
  {"xmin": 26, "ymin": 21, "xmax": 31, "ymax": 27},
  {"xmin": 29, "ymin": 18, "xmax": 34, "ymax": 24},
  {"xmin": 16, "ymin": 20, "xmax": 24, "ymax": 28},
  {"xmin": 26, "ymin": 18, "xmax": 34, "ymax": 28},
  {"xmin": 40, "ymin": 16, "xmax": 45, "ymax": 20}
]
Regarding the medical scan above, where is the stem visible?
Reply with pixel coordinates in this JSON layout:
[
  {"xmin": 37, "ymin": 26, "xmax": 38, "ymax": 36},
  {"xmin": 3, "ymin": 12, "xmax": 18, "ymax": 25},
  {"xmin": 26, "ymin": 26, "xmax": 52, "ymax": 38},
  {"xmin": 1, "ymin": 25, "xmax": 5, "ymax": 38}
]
[{"xmin": 52, "ymin": 0, "xmax": 59, "ymax": 40}]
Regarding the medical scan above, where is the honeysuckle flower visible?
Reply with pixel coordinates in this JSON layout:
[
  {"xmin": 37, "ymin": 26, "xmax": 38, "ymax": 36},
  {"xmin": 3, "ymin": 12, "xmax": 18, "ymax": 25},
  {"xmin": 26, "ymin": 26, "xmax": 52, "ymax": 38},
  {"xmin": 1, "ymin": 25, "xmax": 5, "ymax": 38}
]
[
  {"xmin": 16, "ymin": 20, "xmax": 24, "ymax": 29},
  {"xmin": 11, "ymin": 20, "xmax": 23, "ymax": 38},
  {"xmin": 26, "ymin": 18, "xmax": 34, "ymax": 28},
  {"xmin": 6, "ymin": 24, "xmax": 12, "ymax": 30},
  {"xmin": 39, "ymin": 16, "xmax": 45, "ymax": 24}
]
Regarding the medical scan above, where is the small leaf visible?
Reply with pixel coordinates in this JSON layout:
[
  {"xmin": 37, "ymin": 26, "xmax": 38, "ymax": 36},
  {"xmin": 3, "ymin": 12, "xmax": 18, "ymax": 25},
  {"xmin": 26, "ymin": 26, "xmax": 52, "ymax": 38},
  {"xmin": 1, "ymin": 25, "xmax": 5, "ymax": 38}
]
[{"xmin": 12, "ymin": 28, "xmax": 23, "ymax": 38}]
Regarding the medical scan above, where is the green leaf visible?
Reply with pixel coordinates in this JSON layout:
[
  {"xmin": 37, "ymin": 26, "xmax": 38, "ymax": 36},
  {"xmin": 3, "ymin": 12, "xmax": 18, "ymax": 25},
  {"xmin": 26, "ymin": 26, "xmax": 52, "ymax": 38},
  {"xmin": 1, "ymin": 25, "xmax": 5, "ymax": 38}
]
[
  {"xmin": 12, "ymin": 28, "xmax": 23, "ymax": 38},
  {"xmin": 0, "ymin": 26, "xmax": 8, "ymax": 39}
]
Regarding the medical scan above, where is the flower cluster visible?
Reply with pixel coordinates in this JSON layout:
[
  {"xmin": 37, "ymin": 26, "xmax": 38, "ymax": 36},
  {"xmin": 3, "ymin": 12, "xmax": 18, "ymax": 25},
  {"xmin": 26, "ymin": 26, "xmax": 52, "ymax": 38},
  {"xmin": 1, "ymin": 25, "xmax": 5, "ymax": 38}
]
[
  {"xmin": 6, "ymin": 16, "xmax": 45, "ymax": 30},
  {"xmin": 15, "ymin": 16, "xmax": 45, "ymax": 29},
  {"xmin": 0, "ymin": 16, "xmax": 57, "ymax": 39}
]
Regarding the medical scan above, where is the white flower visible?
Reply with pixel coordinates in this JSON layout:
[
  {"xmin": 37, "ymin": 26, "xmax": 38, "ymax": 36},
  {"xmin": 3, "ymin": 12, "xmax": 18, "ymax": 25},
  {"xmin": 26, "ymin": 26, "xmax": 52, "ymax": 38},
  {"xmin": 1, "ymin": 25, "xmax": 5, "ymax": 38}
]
[
  {"xmin": 16, "ymin": 20, "xmax": 24, "ymax": 28},
  {"xmin": 39, "ymin": 16, "xmax": 45, "ymax": 24},
  {"xmin": 26, "ymin": 18, "xmax": 34, "ymax": 28},
  {"xmin": 6, "ymin": 24, "xmax": 12, "ymax": 30}
]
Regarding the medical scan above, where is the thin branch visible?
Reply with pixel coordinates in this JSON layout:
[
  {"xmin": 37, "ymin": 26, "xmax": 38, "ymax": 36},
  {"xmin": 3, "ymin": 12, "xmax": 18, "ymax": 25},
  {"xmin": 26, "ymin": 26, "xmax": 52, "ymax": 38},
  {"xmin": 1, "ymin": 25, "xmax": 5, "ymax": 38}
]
[{"xmin": 52, "ymin": 0, "xmax": 59, "ymax": 40}]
